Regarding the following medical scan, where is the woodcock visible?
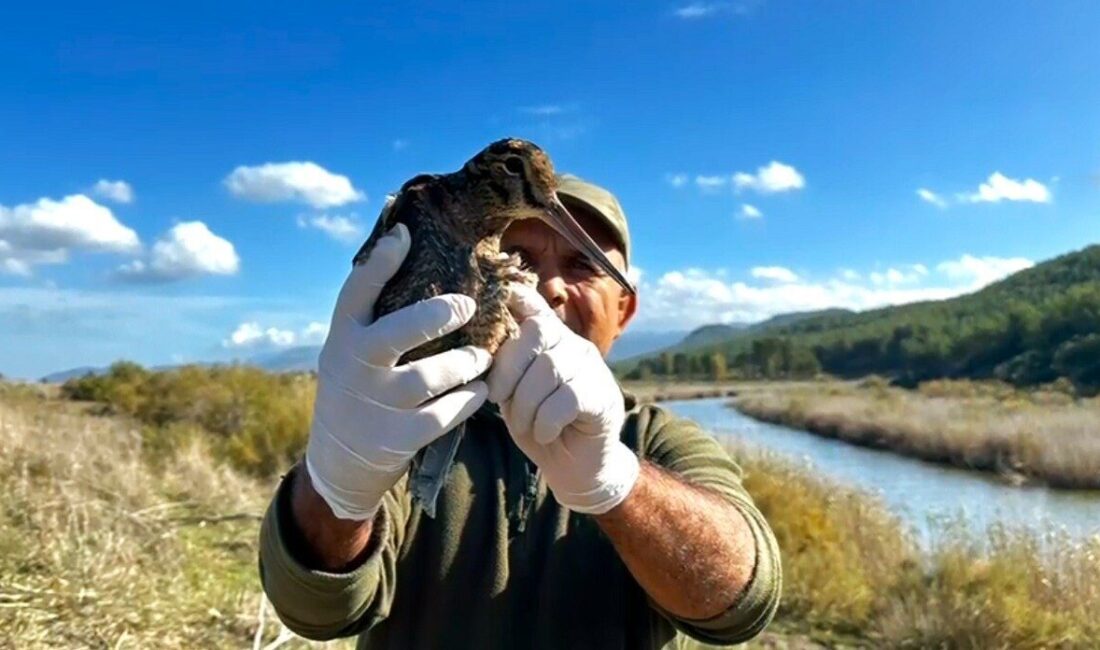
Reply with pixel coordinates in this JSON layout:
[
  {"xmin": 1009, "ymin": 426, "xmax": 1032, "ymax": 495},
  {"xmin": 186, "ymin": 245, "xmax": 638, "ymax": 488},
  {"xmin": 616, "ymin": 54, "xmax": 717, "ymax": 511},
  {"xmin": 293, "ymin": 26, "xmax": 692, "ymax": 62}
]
[{"xmin": 352, "ymin": 138, "xmax": 635, "ymax": 516}]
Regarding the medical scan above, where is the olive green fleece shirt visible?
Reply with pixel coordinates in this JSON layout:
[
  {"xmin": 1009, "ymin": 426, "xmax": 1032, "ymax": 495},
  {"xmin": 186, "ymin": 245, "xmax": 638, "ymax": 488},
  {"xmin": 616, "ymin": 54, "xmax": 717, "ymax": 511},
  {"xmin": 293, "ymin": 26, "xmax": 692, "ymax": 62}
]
[{"xmin": 259, "ymin": 395, "xmax": 781, "ymax": 649}]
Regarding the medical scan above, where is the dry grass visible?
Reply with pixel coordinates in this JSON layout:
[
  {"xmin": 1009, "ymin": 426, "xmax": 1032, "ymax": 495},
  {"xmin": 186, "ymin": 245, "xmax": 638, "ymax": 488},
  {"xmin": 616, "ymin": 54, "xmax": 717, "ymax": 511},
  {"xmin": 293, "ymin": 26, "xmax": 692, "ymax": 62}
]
[
  {"xmin": 7, "ymin": 376, "xmax": 1100, "ymax": 648},
  {"xmin": 731, "ymin": 379, "xmax": 1100, "ymax": 488},
  {"xmin": 0, "ymin": 388, "xmax": 344, "ymax": 649},
  {"xmin": 622, "ymin": 380, "xmax": 743, "ymax": 403},
  {"xmin": 736, "ymin": 444, "xmax": 1100, "ymax": 648}
]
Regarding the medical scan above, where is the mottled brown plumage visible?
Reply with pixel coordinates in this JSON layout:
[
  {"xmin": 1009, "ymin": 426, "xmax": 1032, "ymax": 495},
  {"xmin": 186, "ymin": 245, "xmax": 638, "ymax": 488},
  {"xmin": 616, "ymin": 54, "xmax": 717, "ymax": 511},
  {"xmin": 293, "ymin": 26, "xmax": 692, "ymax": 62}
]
[
  {"xmin": 352, "ymin": 139, "xmax": 554, "ymax": 362},
  {"xmin": 350, "ymin": 138, "xmax": 633, "ymax": 516}
]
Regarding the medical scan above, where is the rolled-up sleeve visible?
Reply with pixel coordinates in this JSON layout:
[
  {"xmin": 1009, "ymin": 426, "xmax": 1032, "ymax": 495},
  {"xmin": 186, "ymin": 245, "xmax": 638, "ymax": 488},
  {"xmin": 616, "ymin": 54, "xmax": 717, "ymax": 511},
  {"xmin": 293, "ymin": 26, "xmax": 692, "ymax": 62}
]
[
  {"xmin": 257, "ymin": 465, "xmax": 409, "ymax": 641},
  {"xmin": 637, "ymin": 406, "xmax": 783, "ymax": 645}
]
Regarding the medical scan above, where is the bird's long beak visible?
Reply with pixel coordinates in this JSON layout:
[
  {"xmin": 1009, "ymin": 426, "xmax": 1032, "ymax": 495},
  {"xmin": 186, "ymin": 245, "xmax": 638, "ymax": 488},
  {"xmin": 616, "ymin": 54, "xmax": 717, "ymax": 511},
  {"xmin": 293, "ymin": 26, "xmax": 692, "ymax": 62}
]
[{"xmin": 540, "ymin": 194, "xmax": 636, "ymax": 295}]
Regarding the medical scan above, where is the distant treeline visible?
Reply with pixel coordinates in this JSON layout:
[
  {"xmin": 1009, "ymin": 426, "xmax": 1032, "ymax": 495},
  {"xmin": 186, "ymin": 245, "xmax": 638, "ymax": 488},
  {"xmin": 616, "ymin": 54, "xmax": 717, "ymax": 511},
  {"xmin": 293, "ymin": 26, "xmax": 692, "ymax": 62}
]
[
  {"xmin": 621, "ymin": 338, "xmax": 821, "ymax": 382},
  {"xmin": 619, "ymin": 245, "xmax": 1100, "ymax": 393}
]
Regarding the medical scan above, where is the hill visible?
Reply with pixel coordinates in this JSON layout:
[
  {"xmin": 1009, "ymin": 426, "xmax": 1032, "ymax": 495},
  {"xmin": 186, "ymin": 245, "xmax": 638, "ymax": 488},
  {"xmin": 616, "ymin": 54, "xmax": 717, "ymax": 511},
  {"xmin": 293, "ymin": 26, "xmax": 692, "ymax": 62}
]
[
  {"xmin": 674, "ymin": 324, "xmax": 747, "ymax": 350},
  {"xmin": 40, "ymin": 365, "xmax": 104, "ymax": 383},
  {"xmin": 621, "ymin": 244, "xmax": 1100, "ymax": 392},
  {"xmin": 247, "ymin": 345, "xmax": 321, "ymax": 372},
  {"xmin": 614, "ymin": 308, "xmax": 856, "ymax": 377},
  {"xmin": 748, "ymin": 307, "xmax": 855, "ymax": 331},
  {"xmin": 606, "ymin": 329, "xmax": 689, "ymax": 362}
]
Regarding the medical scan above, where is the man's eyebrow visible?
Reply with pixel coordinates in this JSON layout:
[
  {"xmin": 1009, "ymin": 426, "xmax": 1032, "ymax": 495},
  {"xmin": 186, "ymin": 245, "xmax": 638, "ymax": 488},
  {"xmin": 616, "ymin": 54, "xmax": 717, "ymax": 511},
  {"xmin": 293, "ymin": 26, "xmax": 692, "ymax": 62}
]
[{"xmin": 568, "ymin": 250, "xmax": 605, "ymax": 271}]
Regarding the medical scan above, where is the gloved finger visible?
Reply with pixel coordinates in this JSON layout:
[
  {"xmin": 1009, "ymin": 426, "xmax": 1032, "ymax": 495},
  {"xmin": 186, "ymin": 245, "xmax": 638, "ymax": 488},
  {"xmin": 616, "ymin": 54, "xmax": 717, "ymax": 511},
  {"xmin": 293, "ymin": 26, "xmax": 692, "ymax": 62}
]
[
  {"xmin": 406, "ymin": 380, "xmax": 489, "ymax": 449},
  {"xmin": 335, "ymin": 224, "xmax": 410, "ymax": 331},
  {"xmin": 507, "ymin": 346, "xmax": 575, "ymax": 440},
  {"xmin": 532, "ymin": 382, "xmax": 581, "ymax": 446},
  {"xmin": 360, "ymin": 293, "xmax": 477, "ymax": 367},
  {"xmin": 507, "ymin": 282, "xmax": 556, "ymax": 321},
  {"xmin": 486, "ymin": 314, "xmax": 564, "ymax": 404},
  {"xmin": 388, "ymin": 345, "xmax": 493, "ymax": 408}
]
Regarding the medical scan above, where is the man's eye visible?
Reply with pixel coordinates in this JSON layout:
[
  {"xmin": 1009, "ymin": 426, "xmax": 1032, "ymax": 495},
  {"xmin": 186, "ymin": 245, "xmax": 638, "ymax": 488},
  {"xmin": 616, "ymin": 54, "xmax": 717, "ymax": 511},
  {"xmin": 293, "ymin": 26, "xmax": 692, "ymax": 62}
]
[{"xmin": 570, "ymin": 257, "xmax": 600, "ymax": 275}]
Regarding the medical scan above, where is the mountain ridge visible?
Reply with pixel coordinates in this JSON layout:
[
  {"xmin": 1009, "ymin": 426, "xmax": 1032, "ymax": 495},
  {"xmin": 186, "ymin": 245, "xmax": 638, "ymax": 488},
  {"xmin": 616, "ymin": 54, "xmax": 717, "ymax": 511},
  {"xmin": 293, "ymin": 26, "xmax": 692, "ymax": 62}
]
[{"xmin": 619, "ymin": 243, "xmax": 1100, "ymax": 392}]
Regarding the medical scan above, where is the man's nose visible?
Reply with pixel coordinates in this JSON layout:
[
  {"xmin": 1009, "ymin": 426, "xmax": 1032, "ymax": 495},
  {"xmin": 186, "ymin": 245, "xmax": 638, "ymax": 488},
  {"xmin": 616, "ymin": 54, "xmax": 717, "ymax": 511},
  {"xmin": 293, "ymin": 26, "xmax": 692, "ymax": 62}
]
[{"xmin": 537, "ymin": 272, "xmax": 568, "ymax": 311}]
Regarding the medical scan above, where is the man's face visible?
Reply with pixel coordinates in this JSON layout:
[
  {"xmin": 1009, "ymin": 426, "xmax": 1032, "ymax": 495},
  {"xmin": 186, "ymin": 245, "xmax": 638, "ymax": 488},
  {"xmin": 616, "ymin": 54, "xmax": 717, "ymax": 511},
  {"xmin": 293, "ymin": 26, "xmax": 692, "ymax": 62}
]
[{"xmin": 500, "ymin": 206, "xmax": 637, "ymax": 357}]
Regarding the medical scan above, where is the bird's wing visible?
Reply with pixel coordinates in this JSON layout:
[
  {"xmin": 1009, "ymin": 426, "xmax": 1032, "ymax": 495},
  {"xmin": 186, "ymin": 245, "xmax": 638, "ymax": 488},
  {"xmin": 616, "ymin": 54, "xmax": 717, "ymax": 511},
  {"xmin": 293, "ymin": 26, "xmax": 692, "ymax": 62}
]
[{"xmin": 351, "ymin": 174, "xmax": 438, "ymax": 267}]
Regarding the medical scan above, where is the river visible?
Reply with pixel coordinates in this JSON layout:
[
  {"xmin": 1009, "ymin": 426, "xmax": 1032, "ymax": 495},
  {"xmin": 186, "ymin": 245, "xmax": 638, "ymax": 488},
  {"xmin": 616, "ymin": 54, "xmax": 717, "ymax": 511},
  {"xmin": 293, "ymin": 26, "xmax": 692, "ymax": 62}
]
[{"xmin": 664, "ymin": 398, "xmax": 1100, "ymax": 543}]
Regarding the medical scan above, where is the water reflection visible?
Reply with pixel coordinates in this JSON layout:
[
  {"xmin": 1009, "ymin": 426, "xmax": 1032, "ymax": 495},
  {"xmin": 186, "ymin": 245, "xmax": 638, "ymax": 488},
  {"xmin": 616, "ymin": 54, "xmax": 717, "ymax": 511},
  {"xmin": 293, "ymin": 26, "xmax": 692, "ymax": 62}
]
[{"xmin": 664, "ymin": 398, "xmax": 1100, "ymax": 543}]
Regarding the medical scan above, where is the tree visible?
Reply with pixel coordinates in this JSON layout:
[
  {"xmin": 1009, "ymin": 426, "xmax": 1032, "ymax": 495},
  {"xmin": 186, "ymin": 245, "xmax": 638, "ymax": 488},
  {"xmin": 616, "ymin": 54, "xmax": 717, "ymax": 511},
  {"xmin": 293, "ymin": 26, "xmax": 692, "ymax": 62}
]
[
  {"xmin": 673, "ymin": 353, "xmax": 690, "ymax": 379},
  {"xmin": 710, "ymin": 353, "xmax": 727, "ymax": 381}
]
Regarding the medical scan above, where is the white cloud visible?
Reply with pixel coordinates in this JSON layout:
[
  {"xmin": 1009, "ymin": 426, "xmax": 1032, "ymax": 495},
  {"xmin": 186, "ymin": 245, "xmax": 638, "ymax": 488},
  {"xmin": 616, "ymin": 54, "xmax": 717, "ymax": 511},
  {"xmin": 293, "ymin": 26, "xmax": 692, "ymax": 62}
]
[
  {"xmin": 1, "ymin": 256, "xmax": 30, "ymax": 277},
  {"xmin": 225, "ymin": 161, "xmax": 365, "ymax": 209},
  {"xmin": 392, "ymin": 139, "xmax": 409, "ymax": 151},
  {"xmin": 300, "ymin": 321, "xmax": 329, "ymax": 345},
  {"xmin": 936, "ymin": 254, "xmax": 1033, "ymax": 288},
  {"xmin": 695, "ymin": 175, "xmax": 728, "ymax": 192},
  {"xmin": 917, "ymin": 188, "xmax": 947, "ymax": 209},
  {"xmin": 675, "ymin": 3, "xmax": 720, "ymax": 18},
  {"xmin": 0, "ymin": 194, "xmax": 140, "ymax": 275},
  {"xmin": 665, "ymin": 173, "xmax": 689, "ymax": 188},
  {"xmin": 297, "ymin": 213, "xmax": 364, "ymax": 243},
  {"xmin": 0, "ymin": 194, "xmax": 139, "ymax": 253},
  {"xmin": 223, "ymin": 320, "xmax": 329, "ymax": 349},
  {"xmin": 961, "ymin": 172, "xmax": 1051, "ymax": 204},
  {"xmin": 869, "ymin": 264, "xmax": 928, "ymax": 287},
  {"xmin": 751, "ymin": 266, "xmax": 798, "ymax": 283},
  {"xmin": 631, "ymin": 253, "xmax": 1033, "ymax": 330},
  {"xmin": 0, "ymin": 247, "xmax": 67, "ymax": 277},
  {"xmin": 733, "ymin": 161, "xmax": 805, "ymax": 194},
  {"xmin": 739, "ymin": 204, "xmax": 763, "ymax": 219},
  {"xmin": 118, "ymin": 221, "xmax": 238, "ymax": 282},
  {"xmin": 674, "ymin": 2, "xmax": 753, "ymax": 18},
  {"xmin": 519, "ymin": 104, "xmax": 567, "ymax": 116},
  {"xmin": 93, "ymin": 179, "xmax": 134, "ymax": 204},
  {"xmin": 674, "ymin": 1, "xmax": 758, "ymax": 18},
  {"xmin": 225, "ymin": 322, "xmax": 293, "ymax": 348}
]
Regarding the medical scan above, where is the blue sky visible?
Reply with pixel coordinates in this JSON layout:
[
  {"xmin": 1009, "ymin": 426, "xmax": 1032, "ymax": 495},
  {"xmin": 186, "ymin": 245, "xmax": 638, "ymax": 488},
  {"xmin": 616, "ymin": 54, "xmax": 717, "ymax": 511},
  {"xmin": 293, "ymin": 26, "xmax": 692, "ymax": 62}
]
[{"xmin": 1, "ymin": 1, "xmax": 1098, "ymax": 378}]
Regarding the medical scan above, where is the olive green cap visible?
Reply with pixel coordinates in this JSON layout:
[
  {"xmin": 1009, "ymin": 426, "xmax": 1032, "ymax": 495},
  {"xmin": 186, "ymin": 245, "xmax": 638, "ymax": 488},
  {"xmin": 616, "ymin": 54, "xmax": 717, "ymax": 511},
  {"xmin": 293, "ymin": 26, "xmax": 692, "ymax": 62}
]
[{"xmin": 556, "ymin": 174, "xmax": 631, "ymax": 268}]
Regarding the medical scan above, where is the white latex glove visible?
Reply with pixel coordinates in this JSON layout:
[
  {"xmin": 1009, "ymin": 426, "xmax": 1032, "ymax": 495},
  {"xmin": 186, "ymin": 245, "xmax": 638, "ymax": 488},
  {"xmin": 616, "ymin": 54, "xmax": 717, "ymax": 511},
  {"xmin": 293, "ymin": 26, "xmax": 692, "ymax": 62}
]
[
  {"xmin": 487, "ymin": 283, "xmax": 640, "ymax": 515},
  {"xmin": 306, "ymin": 223, "xmax": 491, "ymax": 520}
]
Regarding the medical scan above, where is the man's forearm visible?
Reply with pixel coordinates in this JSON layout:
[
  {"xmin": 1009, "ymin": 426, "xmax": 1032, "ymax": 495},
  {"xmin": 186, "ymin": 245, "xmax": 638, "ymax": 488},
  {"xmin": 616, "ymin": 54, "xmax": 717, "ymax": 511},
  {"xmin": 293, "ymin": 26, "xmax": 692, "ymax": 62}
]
[
  {"xmin": 594, "ymin": 462, "xmax": 756, "ymax": 621},
  {"xmin": 288, "ymin": 466, "xmax": 379, "ymax": 572}
]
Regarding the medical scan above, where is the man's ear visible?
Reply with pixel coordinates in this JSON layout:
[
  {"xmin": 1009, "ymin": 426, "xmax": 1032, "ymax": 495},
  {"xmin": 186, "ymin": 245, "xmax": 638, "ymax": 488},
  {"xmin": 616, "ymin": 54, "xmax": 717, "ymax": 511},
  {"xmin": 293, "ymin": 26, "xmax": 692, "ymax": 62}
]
[{"xmin": 612, "ymin": 286, "xmax": 638, "ymax": 341}]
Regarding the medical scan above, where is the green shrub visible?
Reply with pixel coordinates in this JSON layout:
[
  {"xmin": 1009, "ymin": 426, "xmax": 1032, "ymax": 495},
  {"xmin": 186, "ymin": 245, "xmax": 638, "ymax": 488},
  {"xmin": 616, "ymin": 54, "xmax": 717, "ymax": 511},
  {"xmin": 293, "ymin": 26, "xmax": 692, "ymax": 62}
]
[{"xmin": 61, "ymin": 362, "xmax": 315, "ymax": 476}]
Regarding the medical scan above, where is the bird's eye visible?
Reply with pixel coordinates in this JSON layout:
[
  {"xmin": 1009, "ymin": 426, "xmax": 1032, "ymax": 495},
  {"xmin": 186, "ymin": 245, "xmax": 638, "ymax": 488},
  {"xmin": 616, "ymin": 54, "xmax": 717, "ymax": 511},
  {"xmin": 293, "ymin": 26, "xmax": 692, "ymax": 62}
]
[{"xmin": 503, "ymin": 157, "xmax": 525, "ymax": 176}]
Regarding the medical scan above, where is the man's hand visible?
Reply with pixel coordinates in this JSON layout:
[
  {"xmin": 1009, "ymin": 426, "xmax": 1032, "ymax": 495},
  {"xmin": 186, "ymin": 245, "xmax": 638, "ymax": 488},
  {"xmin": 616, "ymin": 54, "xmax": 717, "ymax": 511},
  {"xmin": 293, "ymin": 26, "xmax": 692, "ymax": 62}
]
[
  {"xmin": 306, "ymin": 223, "xmax": 491, "ymax": 521},
  {"xmin": 487, "ymin": 284, "xmax": 640, "ymax": 515}
]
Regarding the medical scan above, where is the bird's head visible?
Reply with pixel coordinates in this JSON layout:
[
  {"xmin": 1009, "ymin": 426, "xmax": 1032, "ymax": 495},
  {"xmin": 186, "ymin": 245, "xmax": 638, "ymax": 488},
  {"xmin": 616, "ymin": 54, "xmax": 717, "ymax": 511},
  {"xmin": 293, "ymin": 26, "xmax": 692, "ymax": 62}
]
[
  {"xmin": 464, "ymin": 138, "xmax": 558, "ymax": 224},
  {"xmin": 464, "ymin": 138, "xmax": 635, "ymax": 294}
]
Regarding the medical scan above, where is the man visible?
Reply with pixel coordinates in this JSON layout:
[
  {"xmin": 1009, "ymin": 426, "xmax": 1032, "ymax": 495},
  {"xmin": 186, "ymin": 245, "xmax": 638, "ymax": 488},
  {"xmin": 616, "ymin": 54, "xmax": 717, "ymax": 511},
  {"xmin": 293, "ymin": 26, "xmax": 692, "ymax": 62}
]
[{"xmin": 258, "ymin": 174, "xmax": 782, "ymax": 648}]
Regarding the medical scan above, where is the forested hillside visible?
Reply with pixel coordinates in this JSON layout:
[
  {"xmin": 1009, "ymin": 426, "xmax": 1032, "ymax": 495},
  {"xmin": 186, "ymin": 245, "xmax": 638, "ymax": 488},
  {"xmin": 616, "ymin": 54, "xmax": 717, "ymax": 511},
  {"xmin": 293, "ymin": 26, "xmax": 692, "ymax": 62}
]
[{"xmin": 619, "ymin": 244, "xmax": 1100, "ymax": 393}]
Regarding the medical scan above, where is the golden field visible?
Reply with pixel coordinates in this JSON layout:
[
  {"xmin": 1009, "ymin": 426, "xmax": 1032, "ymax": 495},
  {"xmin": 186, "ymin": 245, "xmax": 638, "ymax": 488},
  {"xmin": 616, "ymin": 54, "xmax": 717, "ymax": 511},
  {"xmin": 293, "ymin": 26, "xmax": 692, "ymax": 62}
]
[{"xmin": 4, "ymin": 371, "xmax": 1100, "ymax": 648}]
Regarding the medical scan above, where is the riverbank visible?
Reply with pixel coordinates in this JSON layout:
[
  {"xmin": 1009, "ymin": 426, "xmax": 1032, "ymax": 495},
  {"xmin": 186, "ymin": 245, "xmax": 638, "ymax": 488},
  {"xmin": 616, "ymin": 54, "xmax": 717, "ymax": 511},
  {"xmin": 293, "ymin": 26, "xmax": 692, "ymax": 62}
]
[
  {"xmin": 622, "ymin": 380, "xmax": 741, "ymax": 403},
  {"xmin": 730, "ymin": 379, "xmax": 1100, "ymax": 489},
  {"xmin": 738, "ymin": 443, "xmax": 1100, "ymax": 647}
]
